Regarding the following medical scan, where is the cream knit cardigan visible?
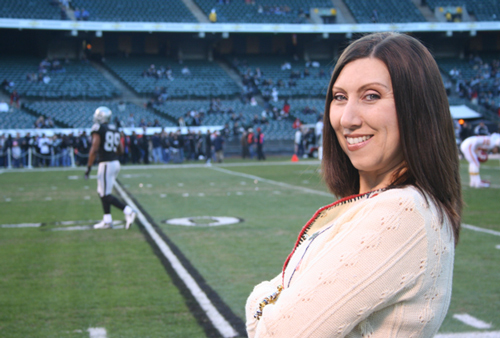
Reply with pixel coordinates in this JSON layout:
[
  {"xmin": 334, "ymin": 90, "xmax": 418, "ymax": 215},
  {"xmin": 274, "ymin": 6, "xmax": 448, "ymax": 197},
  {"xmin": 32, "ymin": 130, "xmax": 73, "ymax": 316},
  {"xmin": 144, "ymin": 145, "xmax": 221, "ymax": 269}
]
[{"xmin": 246, "ymin": 186, "xmax": 454, "ymax": 338}]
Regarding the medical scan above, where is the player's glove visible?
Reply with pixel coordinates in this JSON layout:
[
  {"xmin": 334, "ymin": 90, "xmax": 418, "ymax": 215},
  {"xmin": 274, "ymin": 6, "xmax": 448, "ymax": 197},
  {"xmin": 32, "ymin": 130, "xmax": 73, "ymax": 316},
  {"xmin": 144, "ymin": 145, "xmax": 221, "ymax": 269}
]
[{"xmin": 84, "ymin": 166, "xmax": 91, "ymax": 180}]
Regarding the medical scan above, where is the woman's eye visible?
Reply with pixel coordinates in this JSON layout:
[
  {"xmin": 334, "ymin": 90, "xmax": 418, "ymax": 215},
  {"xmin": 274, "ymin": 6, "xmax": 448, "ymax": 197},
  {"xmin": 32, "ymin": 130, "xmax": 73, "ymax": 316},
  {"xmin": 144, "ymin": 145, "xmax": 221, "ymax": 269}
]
[
  {"xmin": 365, "ymin": 93, "xmax": 380, "ymax": 100},
  {"xmin": 333, "ymin": 94, "xmax": 346, "ymax": 101}
]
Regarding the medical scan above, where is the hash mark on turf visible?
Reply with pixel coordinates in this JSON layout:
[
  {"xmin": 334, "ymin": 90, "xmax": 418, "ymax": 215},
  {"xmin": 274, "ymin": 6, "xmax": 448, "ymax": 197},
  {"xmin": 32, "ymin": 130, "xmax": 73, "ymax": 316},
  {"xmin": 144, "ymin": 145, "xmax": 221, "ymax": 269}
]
[{"xmin": 87, "ymin": 327, "xmax": 107, "ymax": 338}]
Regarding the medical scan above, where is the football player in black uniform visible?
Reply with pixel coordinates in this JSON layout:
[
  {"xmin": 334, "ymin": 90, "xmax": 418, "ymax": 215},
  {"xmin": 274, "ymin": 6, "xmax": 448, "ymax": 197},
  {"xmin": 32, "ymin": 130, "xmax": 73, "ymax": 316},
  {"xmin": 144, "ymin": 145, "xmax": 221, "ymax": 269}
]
[{"xmin": 85, "ymin": 106, "xmax": 136, "ymax": 229}]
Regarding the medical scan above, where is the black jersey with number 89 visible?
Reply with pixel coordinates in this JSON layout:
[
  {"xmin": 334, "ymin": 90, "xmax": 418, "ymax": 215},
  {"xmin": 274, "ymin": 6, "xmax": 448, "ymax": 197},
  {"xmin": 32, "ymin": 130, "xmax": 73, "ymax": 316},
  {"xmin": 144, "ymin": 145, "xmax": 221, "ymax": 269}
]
[{"xmin": 91, "ymin": 123, "xmax": 120, "ymax": 162}]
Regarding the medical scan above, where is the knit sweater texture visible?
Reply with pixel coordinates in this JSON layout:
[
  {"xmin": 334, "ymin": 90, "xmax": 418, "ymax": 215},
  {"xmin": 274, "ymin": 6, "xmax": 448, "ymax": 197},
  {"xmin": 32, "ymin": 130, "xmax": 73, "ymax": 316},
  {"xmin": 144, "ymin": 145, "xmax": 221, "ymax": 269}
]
[{"xmin": 245, "ymin": 186, "xmax": 455, "ymax": 338}]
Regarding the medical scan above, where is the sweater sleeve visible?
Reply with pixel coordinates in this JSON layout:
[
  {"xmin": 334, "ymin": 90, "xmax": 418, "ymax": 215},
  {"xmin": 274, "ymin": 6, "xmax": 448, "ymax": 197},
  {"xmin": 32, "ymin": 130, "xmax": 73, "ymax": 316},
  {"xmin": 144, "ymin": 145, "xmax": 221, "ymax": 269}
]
[
  {"xmin": 247, "ymin": 190, "xmax": 439, "ymax": 338},
  {"xmin": 245, "ymin": 273, "xmax": 282, "ymax": 337}
]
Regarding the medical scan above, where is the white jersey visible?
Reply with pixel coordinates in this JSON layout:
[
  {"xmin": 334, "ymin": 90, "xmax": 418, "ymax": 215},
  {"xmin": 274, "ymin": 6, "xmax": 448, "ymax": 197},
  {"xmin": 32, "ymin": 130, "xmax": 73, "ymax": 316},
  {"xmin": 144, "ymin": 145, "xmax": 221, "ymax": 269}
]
[{"xmin": 460, "ymin": 133, "xmax": 500, "ymax": 166}]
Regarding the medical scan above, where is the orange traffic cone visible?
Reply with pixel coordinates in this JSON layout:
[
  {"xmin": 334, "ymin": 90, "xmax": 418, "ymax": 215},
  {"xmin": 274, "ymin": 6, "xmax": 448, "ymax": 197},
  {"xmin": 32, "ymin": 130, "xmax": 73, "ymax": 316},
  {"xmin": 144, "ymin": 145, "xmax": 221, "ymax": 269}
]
[{"xmin": 291, "ymin": 154, "xmax": 299, "ymax": 162}]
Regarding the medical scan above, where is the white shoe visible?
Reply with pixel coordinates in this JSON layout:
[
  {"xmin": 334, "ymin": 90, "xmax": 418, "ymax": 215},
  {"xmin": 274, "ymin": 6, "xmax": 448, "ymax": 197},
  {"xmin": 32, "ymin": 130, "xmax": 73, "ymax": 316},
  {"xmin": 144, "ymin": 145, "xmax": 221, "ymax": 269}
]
[
  {"xmin": 125, "ymin": 211, "xmax": 136, "ymax": 230},
  {"xmin": 93, "ymin": 220, "xmax": 112, "ymax": 229},
  {"xmin": 479, "ymin": 180, "xmax": 490, "ymax": 188}
]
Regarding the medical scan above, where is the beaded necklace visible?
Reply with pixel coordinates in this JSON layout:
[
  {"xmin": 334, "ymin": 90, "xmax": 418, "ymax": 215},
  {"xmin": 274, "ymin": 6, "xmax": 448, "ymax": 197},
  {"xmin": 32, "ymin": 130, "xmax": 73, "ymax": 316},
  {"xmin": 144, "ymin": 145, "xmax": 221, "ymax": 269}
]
[{"xmin": 253, "ymin": 188, "xmax": 384, "ymax": 320}]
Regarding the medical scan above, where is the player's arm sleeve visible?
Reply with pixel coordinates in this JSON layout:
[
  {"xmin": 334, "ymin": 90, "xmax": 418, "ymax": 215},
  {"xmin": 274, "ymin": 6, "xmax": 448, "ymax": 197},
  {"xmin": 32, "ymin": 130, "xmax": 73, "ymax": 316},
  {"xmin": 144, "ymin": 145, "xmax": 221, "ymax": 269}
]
[
  {"xmin": 248, "ymin": 193, "xmax": 430, "ymax": 338},
  {"xmin": 87, "ymin": 133, "xmax": 100, "ymax": 167}
]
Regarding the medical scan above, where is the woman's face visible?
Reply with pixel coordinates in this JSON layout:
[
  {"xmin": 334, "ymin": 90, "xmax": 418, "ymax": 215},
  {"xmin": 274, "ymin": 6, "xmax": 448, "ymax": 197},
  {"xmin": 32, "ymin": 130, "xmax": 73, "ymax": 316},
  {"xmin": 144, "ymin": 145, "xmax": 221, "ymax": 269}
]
[{"xmin": 329, "ymin": 57, "xmax": 404, "ymax": 192}]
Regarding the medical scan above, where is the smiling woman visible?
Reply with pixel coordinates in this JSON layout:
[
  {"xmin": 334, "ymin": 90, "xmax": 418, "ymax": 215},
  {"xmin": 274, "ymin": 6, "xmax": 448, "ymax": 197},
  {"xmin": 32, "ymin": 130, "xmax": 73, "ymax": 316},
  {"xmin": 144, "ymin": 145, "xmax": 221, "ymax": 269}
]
[
  {"xmin": 329, "ymin": 57, "xmax": 402, "ymax": 193},
  {"xmin": 245, "ymin": 32, "xmax": 462, "ymax": 338}
]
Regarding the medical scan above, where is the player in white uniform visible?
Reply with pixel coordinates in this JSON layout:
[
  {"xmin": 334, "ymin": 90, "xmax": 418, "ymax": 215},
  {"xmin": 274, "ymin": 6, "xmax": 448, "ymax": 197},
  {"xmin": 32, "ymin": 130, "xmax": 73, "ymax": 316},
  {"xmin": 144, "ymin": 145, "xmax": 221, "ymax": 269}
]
[
  {"xmin": 460, "ymin": 133, "xmax": 500, "ymax": 188},
  {"xmin": 85, "ymin": 106, "xmax": 136, "ymax": 229}
]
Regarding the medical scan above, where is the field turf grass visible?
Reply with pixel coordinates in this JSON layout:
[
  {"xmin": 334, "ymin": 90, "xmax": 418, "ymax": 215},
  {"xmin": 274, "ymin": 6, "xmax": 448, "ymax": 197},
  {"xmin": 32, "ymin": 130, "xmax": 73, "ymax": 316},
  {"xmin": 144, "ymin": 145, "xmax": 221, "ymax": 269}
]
[{"xmin": 0, "ymin": 156, "xmax": 499, "ymax": 337}]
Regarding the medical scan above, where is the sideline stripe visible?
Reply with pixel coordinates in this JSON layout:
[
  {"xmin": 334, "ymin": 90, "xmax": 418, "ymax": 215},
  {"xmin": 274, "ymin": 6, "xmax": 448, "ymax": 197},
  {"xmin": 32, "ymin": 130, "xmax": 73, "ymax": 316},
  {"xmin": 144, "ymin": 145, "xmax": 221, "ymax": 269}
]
[
  {"xmin": 114, "ymin": 182, "xmax": 240, "ymax": 338},
  {"xmin": 453, "ymin": 314, "xmax": 492, "ymax": 329},
  {"xmin": 462, "ymin": 224, "xmax": 500, "ymax": 237},
  {"xmin": 210, "ymin": 166, "xmax": 333, "ymax": 197},
  {"xmin": 435, "ymin": 332, "xmax": 500, "ymax": 338}
]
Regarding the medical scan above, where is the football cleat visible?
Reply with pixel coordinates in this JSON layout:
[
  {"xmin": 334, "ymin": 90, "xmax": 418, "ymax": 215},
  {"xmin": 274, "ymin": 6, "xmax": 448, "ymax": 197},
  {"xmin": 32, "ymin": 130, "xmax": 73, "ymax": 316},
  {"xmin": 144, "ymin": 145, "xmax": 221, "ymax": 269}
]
[
  {"xmin": 93, "ymin": 220, "xmax": 112, "ymax": 229},
  {"xmin": 125, "ymin": 211, "xmax": 136, "ymax": 230}
]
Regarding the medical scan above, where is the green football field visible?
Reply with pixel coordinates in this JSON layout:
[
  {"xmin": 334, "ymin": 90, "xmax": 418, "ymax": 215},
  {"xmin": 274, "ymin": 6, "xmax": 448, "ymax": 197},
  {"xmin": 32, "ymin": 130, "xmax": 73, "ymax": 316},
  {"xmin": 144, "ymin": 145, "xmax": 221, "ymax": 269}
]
[{"xmin": 0, "ymin": 156, "xmax": 499, "ymax": 337}]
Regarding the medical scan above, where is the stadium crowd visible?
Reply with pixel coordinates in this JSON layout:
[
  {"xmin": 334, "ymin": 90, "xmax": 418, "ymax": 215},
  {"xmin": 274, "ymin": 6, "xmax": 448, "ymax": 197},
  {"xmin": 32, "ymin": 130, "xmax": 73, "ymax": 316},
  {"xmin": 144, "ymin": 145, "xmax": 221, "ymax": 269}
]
[{"xmin": 0, "ymin": 125, "xmax": 271, "ymax": 168}]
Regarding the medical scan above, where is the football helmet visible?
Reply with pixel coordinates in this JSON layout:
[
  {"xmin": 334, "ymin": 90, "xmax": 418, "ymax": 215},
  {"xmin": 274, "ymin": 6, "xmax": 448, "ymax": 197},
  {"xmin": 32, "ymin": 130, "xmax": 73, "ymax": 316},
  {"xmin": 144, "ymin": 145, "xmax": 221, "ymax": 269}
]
[
  {"xmin": 93, "ymin": 106, "xmax": 112, "ymax": 124},
  {"xmin": 490, "ymin": 133, "xmax": 500, "ymax": 148}
]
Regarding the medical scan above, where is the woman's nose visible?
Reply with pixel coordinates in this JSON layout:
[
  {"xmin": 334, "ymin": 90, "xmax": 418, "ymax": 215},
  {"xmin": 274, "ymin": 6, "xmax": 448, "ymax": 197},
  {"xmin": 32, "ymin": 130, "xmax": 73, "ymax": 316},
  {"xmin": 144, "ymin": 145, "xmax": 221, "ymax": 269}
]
[{"xmin": 339, "ymin": 99, "xmax": 362, "ymax": 130}]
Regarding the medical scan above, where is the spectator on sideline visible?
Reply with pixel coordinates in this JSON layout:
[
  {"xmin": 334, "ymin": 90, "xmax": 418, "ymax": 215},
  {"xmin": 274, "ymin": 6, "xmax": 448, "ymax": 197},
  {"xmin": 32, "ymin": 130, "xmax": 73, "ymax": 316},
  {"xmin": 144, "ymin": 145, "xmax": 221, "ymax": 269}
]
[
  {"xmin": 256, "ymin": 127, "xmax": 265, "ymax": 160},
  {"xmin": 213, "ymin": 131, "xmax": 224, "ymax": 163},
  {"xmin": 473, "ymin": 121, "xmax": 489, "ymax": 135},
  {"xmin": 246, "ymin": 32, "xmax": 462, "ymax": 337}
]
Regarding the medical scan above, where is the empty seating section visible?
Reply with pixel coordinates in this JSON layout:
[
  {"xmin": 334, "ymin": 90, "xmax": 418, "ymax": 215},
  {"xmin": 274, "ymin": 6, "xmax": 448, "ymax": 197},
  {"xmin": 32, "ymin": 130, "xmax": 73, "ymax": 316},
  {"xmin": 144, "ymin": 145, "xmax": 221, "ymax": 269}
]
[
  {"xmin": 194, "ymin": 0, "xmax": 333, "ymax": 23},
  {"xmin": 70, "ymin": 0, "xmax": 197, "ymax": 22},
  {"xmin": 344, "ymin": 0, "xmax": 425, "ymax": 23},
  {"xmin": 0, "ymin": 108, "xmax": 38, "ymax": 129},
  {"xmin": 24, "ymin": 101, "xmax": 176, "ymax": 128},
  {"xmin": 425, "ymin": 0, "xmax": 500, "ymax": 21},
  {"xmin": 0, "ymin": 0, "xmax": 61, "ymax": 20},
  {"xmin": 0, "ymin": 56, "xmax": 120, "ymax": 100},
  {"xmin": 234, "ymin": 56, "xmax": 332, "ymax": 98},
  {"xmin": 105, "ymin": 57, "xmax": 240, "ymax": 99}
]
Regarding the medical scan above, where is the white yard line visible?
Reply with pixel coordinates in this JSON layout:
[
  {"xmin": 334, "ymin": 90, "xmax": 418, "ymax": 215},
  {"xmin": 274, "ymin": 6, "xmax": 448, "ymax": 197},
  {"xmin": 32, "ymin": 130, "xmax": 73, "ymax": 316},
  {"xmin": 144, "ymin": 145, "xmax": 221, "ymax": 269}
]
[
  {"xmin": 114, "ymin": 183, "xmax": 239, "ymax": 338},
  {"xmin": 210, "ymin": 166, "xmax": 333, "ymax": 197},
  {"xmin": 453, "ymin": 314, "xmax": 492, "ymax": 329},
  {"xmin": 435, "ymin": 332, "xmax": 500, "ymax": 338},
  {"xmin": 462, "ymin": 224, "xmax": 500, "ymax": 237}
]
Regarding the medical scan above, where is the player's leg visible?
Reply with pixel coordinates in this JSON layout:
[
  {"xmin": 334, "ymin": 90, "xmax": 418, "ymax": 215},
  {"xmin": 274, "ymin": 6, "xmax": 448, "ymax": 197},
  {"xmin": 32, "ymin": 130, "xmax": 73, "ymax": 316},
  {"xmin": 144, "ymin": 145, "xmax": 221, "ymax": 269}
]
[
  {"xmin": 95, "ymin": 162, "xmax": 113, "ymax": 229},
  {"xmin": 461, "ymin": 142, "xmax": 481, "ymax": 187},
  {"xmin": 108, "ymin": 160, "xmax": 136, "ymax": 229}
]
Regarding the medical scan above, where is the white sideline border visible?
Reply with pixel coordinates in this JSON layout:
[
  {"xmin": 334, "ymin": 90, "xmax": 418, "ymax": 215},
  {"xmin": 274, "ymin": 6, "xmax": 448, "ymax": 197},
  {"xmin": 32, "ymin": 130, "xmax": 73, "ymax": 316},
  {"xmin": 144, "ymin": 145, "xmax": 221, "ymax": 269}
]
[{"xmin": 114, "ymin": 183, "xmax": 239, "ymax": 338}]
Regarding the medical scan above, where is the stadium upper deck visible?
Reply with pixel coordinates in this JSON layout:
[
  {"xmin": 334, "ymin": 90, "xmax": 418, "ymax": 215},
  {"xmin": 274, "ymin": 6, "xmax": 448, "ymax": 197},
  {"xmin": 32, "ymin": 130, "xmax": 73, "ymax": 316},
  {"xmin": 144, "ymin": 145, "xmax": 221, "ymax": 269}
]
[{"xmin": 1, "ymin": 0, "xmax": 499, "ymax": 24}]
